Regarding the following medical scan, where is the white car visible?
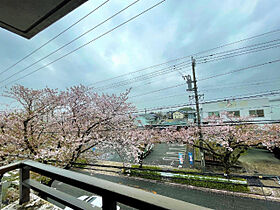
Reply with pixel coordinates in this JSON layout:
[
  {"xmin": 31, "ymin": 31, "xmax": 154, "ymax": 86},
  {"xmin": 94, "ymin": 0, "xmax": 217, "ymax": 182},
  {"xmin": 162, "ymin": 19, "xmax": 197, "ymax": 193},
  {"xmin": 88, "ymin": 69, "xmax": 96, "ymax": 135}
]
[{"xmin": 65, "ymin": 195, "xmax": 120, "ymax": 210}]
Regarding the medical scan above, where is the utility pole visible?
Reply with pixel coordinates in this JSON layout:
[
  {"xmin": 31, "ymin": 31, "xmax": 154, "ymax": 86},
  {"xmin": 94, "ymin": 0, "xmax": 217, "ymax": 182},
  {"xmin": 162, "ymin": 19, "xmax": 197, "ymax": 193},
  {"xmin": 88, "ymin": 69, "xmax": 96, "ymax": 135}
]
[
  {"xmin": 183, "ymin": 57, "xmax": 205, "ymax": 170},
  {"xmin": 191, "ymin": 57, "xmax": 205, "ymax": 170}
]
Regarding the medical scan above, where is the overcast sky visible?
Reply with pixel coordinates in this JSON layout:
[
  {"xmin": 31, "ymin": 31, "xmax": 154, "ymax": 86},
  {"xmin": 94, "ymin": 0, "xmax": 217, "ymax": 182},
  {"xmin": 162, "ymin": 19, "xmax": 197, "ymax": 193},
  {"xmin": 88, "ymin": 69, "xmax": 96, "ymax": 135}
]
[{"xmin": 0, "ymin": 0, "xmax": 280, "ymax": 111}]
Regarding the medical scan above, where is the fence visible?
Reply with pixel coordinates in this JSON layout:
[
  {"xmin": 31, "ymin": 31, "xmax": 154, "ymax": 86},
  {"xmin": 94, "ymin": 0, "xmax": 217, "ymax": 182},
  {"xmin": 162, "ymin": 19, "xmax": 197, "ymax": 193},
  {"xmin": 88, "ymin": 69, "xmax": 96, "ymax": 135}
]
[{"xmin": 0, "ymin": 160, "xmax": 210, "ymax": 210}]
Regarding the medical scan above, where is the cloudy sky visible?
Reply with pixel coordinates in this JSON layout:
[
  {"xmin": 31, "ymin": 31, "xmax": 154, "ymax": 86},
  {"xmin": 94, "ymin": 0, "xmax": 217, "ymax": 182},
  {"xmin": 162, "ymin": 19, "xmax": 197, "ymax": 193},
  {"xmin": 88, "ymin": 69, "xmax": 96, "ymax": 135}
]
[{"xmin": 0, "ymin": 0, "xmax": 280, "ymax": 111}]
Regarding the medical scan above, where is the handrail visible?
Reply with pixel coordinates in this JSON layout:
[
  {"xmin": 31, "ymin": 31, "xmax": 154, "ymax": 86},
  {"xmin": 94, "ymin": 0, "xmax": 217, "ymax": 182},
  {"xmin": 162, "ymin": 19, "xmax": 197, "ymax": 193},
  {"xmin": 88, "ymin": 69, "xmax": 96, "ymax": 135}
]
[
  {"xmin": 0, "ymin": 161, "xmax": 21, "ymax": 174},
  {"xmin": 0, "ymin": 160, "xmax": 211, "ymax": 210}
]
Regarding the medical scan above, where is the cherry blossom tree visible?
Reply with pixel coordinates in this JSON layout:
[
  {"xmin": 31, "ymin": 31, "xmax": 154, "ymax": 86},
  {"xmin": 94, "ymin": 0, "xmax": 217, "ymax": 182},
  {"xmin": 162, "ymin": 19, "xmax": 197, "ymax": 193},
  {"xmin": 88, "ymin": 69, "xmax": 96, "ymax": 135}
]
[
  {"xmin": 158, "ymin": 116, "xmax": 266, "ymax": 174},
  {"xmin": 199, "ymin": 120, "xmax": 263, "ymax": 174},
  {"xmin": 49, "ymin": 85, "xmax": 141, "ymax": 168},
  {"xmin": 1, "ymin": 85, "xmax": 279, "ymax": 175},
  {"xmin": 0, "ymin": 85, "xmax": 146, "ymax": 169},
  {"xmin": 262, "ymin": 124, "xmax": 280, "ymax": 158},
  {"xmin": 0, "ymin": 85, "xmax": 60, "ymax": 165}
]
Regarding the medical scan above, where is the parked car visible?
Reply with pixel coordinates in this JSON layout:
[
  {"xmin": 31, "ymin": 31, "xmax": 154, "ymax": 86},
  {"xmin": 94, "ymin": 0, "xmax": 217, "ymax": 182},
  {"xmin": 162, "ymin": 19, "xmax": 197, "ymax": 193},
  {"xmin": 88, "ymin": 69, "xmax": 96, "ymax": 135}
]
[{"xmin": 64, "ymin": 195, "xmax": 120, "ymax": 210}]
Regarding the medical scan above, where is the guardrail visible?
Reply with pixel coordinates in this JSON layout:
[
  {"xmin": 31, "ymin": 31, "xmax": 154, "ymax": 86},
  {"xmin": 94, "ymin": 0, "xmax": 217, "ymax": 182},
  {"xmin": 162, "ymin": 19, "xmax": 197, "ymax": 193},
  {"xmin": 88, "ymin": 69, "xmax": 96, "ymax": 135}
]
[{"xmin": 0, "ymin": 160, "xmax": 210, "ymax": 210}]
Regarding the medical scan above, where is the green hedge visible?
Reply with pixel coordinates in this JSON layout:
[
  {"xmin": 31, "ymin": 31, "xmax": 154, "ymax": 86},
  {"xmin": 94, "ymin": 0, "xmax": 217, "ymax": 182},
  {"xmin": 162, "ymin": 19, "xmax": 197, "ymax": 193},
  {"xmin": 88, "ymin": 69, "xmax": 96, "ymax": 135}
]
[
  {"xmin": 127, "ymin": 165, "xmax": 249, "ymax": 193},
  {"xmin": 129, "ymin": 165, "xmax": 161, "ymax": 180},
  {"xmin": 171, "ymin": 175, "xmax": 249, "ymax": 193}
]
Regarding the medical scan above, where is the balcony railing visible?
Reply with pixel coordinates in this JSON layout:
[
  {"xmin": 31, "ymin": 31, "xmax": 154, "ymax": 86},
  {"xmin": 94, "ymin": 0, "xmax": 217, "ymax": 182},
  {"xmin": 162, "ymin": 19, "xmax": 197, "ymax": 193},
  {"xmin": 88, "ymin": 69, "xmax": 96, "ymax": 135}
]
[{"xmin": 0, "ymin": 160, "xmax": 210, "ymax": 210}]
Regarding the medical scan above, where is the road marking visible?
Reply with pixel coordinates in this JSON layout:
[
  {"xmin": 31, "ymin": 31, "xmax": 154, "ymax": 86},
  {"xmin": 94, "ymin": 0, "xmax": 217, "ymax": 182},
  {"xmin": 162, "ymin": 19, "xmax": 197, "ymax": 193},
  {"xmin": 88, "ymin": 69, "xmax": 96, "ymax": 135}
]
[
  {"xmin": 169, "ymin": 149, "xmax": 186, "ymax": 152},
  {"xmin": 163, "ymin": 157, "xmax": 179, "ymax": 161},
  {"xmin": 166, "ymin": 152, "xmax": 184, "ymax": 155}
]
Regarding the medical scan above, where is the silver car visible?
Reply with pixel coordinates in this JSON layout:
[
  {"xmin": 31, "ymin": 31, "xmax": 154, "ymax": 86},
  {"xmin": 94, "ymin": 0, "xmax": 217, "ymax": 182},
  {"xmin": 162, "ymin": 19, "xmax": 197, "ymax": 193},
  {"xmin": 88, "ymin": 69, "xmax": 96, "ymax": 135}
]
[{"xmin": 64, "ymin": 195, "xmax": 120, "ymax": 210}]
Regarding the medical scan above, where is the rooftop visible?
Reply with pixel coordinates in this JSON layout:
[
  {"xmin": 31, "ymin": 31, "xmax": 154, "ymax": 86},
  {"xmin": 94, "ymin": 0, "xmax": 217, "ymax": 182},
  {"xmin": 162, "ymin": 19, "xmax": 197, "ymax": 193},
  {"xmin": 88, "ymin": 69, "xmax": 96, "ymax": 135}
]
[{"xmin": 0, "ymin": 0, "xmax": 87, "ymax": 39}]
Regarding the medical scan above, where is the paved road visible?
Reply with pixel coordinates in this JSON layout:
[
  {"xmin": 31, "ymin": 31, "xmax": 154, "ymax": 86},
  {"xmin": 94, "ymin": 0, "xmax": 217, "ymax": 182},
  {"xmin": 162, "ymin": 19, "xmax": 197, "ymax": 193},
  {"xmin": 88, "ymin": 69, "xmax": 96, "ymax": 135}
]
[
  {"xmin": 143, "ymin": 143, "xmax": 189, "ymax": 167},
  {"xmin": 96, "ymin": 143, "xmax": 191, "ymax": 167},
  {"xmin": 51, "ymin": 171, "xmax": 280, "ymax": 210}
]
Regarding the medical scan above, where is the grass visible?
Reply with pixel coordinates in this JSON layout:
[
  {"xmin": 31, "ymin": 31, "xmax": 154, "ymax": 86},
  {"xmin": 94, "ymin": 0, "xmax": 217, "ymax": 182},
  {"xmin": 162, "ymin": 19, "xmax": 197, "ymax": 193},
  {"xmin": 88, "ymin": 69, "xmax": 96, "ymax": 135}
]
[{"xmin": 126, "ymin": 165, "xmax": 249, "ymax": 193}]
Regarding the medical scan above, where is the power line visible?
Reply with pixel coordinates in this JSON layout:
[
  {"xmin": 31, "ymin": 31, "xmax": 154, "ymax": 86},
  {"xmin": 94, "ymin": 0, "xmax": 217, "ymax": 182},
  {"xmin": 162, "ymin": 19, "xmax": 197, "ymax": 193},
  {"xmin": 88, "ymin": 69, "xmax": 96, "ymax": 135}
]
[
  {"xmin": 2, "ymin": 25, "xmax": 279, "ymax": 90},
  {"xmin": 0, "ymin": 0, "xmax": 110, "ymax": 77},
  {"xmin": 199, "ymin": 78, "xmax": 280, "ymax": 93},
  {"xmin": 127, "ymin": 59, "xmax": 280, "ymax": 100},
  {"xmin": 131, "ymin": 78, "xmax": 280, "ymax": 104},
  {"xmin": 130, "ymin": 83, "xmax": 185, "ymax": 98},
  {"xmin": 93, "ymin": 41, "xmax": 280, "ymax": 92},
  {"xmin": 135, "ymin": 89, "xmax": 280, "ymax": 113},
  {"xmin": 0, "ymin": 0, "xmax": 141, "ymax": 85},
  {"xmin": 92, "ymin": 62, "xmax": 190, "ymax": 90},
  {"xmin": 0, "ymin": 0, "xmax": 166, "ymax": 89},
  {"xmin": 150, "ymin": 121, "xmax": 280, "ymax": 128},
  {"xmin": 196, "ymin": 43, "xmax": 280, "ymax": 65},
  {"xmin": 92, "ymin": 62, "xmax": 191, "ymax": 91},
  {"xmin": 88, "ymin": 28, "xmax": 280, "ymax": 86},
  {"xmin": 196, "ymin": 38, "xmax": 280, "ymax": 60},
  {"xmin": 2, "ymin": 119, "xmax": 280, "ymax": 134},
  {"xmin": 2, "ymin": 90, "xmax": 280, "ymax": 125},
  {"xmin": 198, "ymin": 58, "xmax": 280, "ymax": 82}
]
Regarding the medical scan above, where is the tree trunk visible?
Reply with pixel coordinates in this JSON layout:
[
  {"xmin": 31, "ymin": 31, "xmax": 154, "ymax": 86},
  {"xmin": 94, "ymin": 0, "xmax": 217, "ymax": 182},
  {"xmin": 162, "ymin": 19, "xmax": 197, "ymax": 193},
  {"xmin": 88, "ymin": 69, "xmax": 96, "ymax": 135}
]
[
  {"xmin": 223, "ymin": 152, "xmax": 231, "ymax": 175},
  {"xmin": 139, "ymin": 153, "xmax": 144, "ymax": 168}
]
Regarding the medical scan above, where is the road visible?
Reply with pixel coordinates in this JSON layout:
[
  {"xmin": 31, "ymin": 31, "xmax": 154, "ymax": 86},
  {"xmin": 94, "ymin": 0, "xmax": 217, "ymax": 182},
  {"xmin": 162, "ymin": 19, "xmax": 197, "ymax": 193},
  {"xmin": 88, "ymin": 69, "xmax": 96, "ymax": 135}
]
[
  {"xmin": 97, "ymin": 143, "xmax": 190, "ymax": 167},
  {"xmin": 239, "ymin": 148, "xmax": 280, "ymax": 175},
  {"xmin": 51, "ymin": 171, "xmax": 280, "ymax": 210},
  {"xmin": 143, "ymin": 143, "xmax": 186, "ymax": 167}
]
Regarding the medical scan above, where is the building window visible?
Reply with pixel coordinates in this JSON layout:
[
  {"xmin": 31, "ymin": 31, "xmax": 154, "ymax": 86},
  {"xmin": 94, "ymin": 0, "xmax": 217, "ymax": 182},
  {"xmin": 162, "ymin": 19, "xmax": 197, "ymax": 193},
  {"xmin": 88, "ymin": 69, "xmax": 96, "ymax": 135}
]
[
  {"xmin": 208, "ymin": 111, "xmax": 220, "ymax": 117},
  {"xmin": 249, "ymin": 109, "xmax": 264, "ymax": 117},
  {"xmin": 228, "ymin": 111, "xmax": 240, "ymax": 117}
]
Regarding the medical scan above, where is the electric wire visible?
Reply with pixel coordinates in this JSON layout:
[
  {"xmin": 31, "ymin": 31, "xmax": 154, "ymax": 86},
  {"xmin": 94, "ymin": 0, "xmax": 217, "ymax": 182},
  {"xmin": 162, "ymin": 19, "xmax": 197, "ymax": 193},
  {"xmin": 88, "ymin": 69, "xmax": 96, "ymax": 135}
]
[
  {"xmin": 0, "ymin": 0, "xmax": 110, "ymax": 76},
  {"xmin": 92, "ymin": 43, "xmax": 280, "ymax": 92},
  {"xmin": 126, "ymin": 59, "xmax": 280, "ymax": 100},
  {"xmin": 198, "ymin": 58, "xmax": 280, "ymax": 82},
  {"xmin": 1, "ymin": 26, "xmax": 279, "ymax": 90},
  {"xmin": 196, "ymin": 43, "xmax": 280, "ymax": 65},
  {"xmin": 131, "ymin": 78, "xmax": 280, "ymax": 104},
  {"xmin": 196, "ymin": 38, "xmax": 280, "ymax": 60},
  {"xmin": 135, "ymin": 89, "xmax": 280, "ymax": 113},
  {"xmin": 92, "ymin": 62, "xmax": 191, "ymax": 91},
  {"xmin": 89, "ymin": 28, "xmax": 280, "ymax": 86},
  {"xmin": 0, "ymin": 0, "xmax": 141, "ymax": 85},
  {"xmin": 130, "ymin": 83, "xmax": 185, "ymax": 98},
  {"xmin": 0, "ymin": 0, "xmax": 166, "ymax": 89}
]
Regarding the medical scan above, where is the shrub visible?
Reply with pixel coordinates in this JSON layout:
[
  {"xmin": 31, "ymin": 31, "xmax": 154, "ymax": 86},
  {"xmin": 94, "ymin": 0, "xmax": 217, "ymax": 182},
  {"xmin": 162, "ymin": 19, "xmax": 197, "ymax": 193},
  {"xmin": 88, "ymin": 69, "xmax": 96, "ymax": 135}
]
[{"xmin": 126, "ymin": 165, "xmax": 249, "ymax": 193}]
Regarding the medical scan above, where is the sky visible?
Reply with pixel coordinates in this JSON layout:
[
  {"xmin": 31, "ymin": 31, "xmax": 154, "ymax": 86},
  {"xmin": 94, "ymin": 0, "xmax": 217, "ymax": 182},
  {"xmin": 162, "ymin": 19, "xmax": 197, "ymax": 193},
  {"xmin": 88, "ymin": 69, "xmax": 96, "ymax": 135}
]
[{"xmin": 0, "ymin": 0, "xmax": 280, "ymax": 111}]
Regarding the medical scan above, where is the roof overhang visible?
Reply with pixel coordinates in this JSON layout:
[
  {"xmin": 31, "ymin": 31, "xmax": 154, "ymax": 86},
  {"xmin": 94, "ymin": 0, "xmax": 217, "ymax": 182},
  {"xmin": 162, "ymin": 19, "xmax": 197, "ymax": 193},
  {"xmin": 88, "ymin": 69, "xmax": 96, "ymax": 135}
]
[{"xmin": 0, "ymin": 0, "xmax": 87, "ymax": 39}]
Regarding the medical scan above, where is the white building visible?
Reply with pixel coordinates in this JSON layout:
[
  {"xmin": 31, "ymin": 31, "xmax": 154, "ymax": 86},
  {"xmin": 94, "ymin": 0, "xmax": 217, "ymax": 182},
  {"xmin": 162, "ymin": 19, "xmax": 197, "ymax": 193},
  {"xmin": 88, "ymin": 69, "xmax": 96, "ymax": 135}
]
[
  {"xmin": 269, "ymin": 98, "xmax": 280, "ymax": 120},
  {"xmin": 172, "ymin": 111, "xmax": 185, "ymax": 119},
  {"xmin": 201, "ymin": 98, "xmax": 274, "ymax": 121}
]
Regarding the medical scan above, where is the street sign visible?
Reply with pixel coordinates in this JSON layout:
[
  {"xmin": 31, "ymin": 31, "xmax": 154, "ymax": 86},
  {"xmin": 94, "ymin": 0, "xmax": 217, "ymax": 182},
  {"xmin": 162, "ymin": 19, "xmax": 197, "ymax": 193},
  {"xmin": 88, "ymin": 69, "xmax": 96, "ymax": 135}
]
[
  {"xmin": 178, "ymin": 153, "xmax": 184, "ymax": 165},
  {"xmin": 188, "ymin": 152, "xmax": 193, "ymax": 165},
  {"xmin": 92, "ymin": 147, "xmax": 96, "ymax": 152}
]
